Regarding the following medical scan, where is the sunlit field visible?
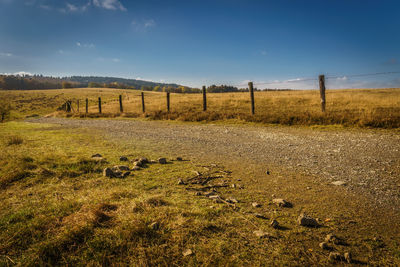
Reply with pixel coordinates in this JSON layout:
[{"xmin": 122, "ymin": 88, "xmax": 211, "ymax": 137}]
[{"xmin": 1, "ymin": 87, "xmax": 399, "ymax": 128}]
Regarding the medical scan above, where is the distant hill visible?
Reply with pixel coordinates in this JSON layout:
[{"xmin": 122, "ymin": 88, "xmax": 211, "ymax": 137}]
[
  {"xmin": 0, "ymin": 74, "xmax": 197, "ymax": 93},
  {"xmin": 65, "ymin": 76, "xmax": 181, "ymax": 89}
]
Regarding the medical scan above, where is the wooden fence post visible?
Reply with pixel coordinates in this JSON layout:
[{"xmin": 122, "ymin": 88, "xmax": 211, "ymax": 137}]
[
  {"xmin": 85, "ymin": 98, "xmax": 88, "ymax": 113},
  {"xmin": 166, "ymin": 92, "xmax": 170, "ymax": 112},
  {"xmin": 119, "ymin": 95, "xmax": 123, "ymax": 113},
  {"xmin": 141, "ymin": 92, "xmax": 145, "ymax": 113},
  {"xmin": 77, "ymin": 100, "xmax": 79, "ymax": 113},
  {"xmin": 202, "ymin": 86, "xmax": 207, "ymax": 111},
  {"xmin": 319, "ymin": 75, "xmax": 326, "ymax": 112},
  {"xmin": 98, "ymin": 97, "xmax": 102, "ymax": 114},
  {"xmin": 66, "ymin": 100, "xmax": 71, "ymax": 113},
  {"xmin": 249, "ymin": 82, "xmax": 255, "ymax": 115}
]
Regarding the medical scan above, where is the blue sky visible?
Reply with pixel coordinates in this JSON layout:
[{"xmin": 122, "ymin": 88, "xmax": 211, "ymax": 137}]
[{"xmin": 0, "ymin": 0, "xmax": 399, "ymax": 89}]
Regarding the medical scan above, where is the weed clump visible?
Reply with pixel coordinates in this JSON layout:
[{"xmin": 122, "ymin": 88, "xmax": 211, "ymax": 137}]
[{"xmin": 6, "ymin": 135, "xmax": 23, "ymax": 146}]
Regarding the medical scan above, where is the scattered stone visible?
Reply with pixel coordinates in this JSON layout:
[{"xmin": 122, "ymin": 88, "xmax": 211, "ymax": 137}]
[
  {"xmin": 131, "ymin": 166, "xmax": 141, "ymax": 171},
  {"xmin": 158, "ymin": 158, "xmax": 167, "ymax": 164},
  {"xmin": 254, "ymin": 213, "xmax": 267, "ymax": 219},
  {"xmin": 252, "ymin": 202, "xmax": 261, "ymax": 208},
  {"xmin": 208, "ymin": 195, "xmax": 220, "ymax": 200},
  {"xmin": 253, "ymin": 230, "xmax": 269, "ymax": 238},
  {"xmin": 270, "ymin": 219, "xmax": 279, "ymax": 229},
  {"xmin": 133, "ymin": 161, "xmax": 143, "ymax": 167},
  {"xmin": 325, "ymin": 234, "xmax": 339, "ymax": 244},
  {"xmin": 332, "ymin": 181, "xmax": 347, "ymax": 186},
  {"xmin": 176, "ymin": 157, "xmax": 183, "ymax": 161},
  {"xmin": 319, "ymin": 242, "xmax": 329, "ymax": 250},
  {"xmin": 182, "ymin": 249, "xmax": 193, "ymax": 257},
  {"xmin": 297, "ymin": 213, "xmax": 319, "ymax": 227},
  {"xmin": 194, "ymin": 192, "xmax": 202, "ymax": 196},
  {"xmin": 92, "ymin": 155, "xmax": 107, "ymax": 163},
  {"xmin": 119, "ymin": 156, "xmax": 128, "ymax": 161},
  {"xmin": 103, "ymin": 167, "xmax": 114, "ymax": 178},
  {"xmin": 149, "ymin": 222, "xmax": 160, "ymax": 230},
  {"xmin": 139, "ymin": 157, "xmax": 149, "ymax": 164},
  {"xmin": 113, "ymin": 165, "xmax": 130, "ymax": 171},
  {"xmin": 344, "ymin": 252, "xmax": 352, "ymax": 263},
  {"xmin": 178, "ymin": 179, "xmax": 185, "ymax": 185},
  {"xmin": 231, "ymin": 184, "xmax": 236, "ymax": 188},
  {"xmin": 273, "ymin": 198, "xmax": 291, "ymax": 208},
  {"xmin": 150, "ymin": 160, "xmax": 157, "ymax": 164},
  {"xmin": 266, "ymin": 170, "xmax": 270, "ymax": 175},
  {"xmin": 328, "ymin": 252, "xmax": 344, "ymax": 262},
  {"xmin": 226, "ymin": 197, "xmax": 239, "ymax": 204}
]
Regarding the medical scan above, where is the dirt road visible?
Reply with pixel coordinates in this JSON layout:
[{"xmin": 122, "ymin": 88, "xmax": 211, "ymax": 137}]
[{"xmin": 29, "ymin": 117, "xmax": 400, "ymax": 211}]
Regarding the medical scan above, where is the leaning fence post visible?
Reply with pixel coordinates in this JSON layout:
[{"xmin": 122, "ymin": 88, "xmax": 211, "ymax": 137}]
[
  {"xmin": 166, "ymin": 92, "xmax": 170, "ymax": 112},
  {"xmin": 98, "ymin": 97, "xmax": 102, "ymax": 114},
  {"xmin": 202, "ymin": 86, "xmax": 207, "ymax": 111},
  {"xmin": 119, "ymin": 95, "xmax": 123, "ymax": 113},
  {"xmin": 319, "ymin": 75, "xmax": 326, "ymax": 112},
  {"xmin": 85, "ymin": 98, "xmax": 88, "ymax": 113},
  {"xmin": 249, "ymin": 82, "xmax": 255, "ymax": 115},
  {"xmin": 77, "ymin": 100, "xmax": 79, "ymax": 113},
  {"xmin": 141, "ymin": 92, "xmax": 145, "ymax": 113}
]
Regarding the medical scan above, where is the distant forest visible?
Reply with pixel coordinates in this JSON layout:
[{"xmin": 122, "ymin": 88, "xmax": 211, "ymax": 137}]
[
  {"xmin": 0, "ymin": 75, "xmax": 199, "ymax": 93},
  {"xmin": 0, "ymin": 74, "xmax": 292, "ymax": 93}
]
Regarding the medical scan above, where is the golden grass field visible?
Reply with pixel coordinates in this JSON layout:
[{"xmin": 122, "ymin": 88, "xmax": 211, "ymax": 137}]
[{"xmin": 1, "ymin": 87, "xmax": 400, "ymax": 128}]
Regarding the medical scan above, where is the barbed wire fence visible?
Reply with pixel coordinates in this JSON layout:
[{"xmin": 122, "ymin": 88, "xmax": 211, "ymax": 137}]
[{"xmin": 62, "ymin": 71, "xmax": 400, "ymax": 115}]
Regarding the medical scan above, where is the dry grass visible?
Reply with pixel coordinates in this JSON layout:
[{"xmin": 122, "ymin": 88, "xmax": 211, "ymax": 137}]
[
  {"xmin": 1, "ymin": 122, "xmax": 400, "ymax": 265},
  {"xmin": 2, "ymin": 87, "xmax": 399, "ymax": 128}
]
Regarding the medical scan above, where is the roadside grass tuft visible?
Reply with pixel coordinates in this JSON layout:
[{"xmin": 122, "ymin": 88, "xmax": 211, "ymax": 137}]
[{"xmin": 6, "ymin": 135, "xmax": 23, "ymax": 145}]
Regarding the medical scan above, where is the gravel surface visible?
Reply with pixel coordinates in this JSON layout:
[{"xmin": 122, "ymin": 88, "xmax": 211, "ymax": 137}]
[{"xmin": 28, "ymin": 117, "xmax": 400, "ymax": 210}]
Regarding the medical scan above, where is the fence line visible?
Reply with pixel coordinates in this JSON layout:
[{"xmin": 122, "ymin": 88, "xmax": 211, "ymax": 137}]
[{"xmin": 62, "ymin": 73, "xmax": 383, "ymax": 115}]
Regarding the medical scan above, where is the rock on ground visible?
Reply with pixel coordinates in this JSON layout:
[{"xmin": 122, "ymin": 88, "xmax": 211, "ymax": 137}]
[
  {"xmin": 297, "ymin": 213, "xmax": 319, "ymax": 227},
  {"xmin": 273, "ymin": 198, "xmax": 291, "ymax": 207}
]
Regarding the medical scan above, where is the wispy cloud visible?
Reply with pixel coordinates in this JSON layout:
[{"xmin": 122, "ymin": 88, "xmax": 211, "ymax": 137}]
[
  {"xmin": 131, "ymin": 19, "xmax": 156, "ymax": 32},
  {"xmin": 31, "ymin": 0, "xmax": 124, "ymax": 13},
  {"xmin": 260, "ymin": 50, "xmax": 267, "ymax": 56},
  {"xmin": 96, "ymin": 57, "xmax": 121, "ymax": 63},
  {"xmin": 76, "ymin": 42, "xmax": 95, "ymax": 48},
  {"xmin": 93, "ymin": 0, "xmax": 126, "ymax": 11},
  {"xmin": 0, "ymin": 52, "xmax": 12, "ymax": 57}
]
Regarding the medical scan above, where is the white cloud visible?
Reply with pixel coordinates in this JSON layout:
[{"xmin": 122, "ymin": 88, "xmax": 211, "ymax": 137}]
[
  {"xmin": 144, "ymin": 19, "xmax": 155, "ymax": 28},
  {"xmin": 260, "ymin": 50, "xmax": 267, "ymax": 56},
  {"xmin": 58, "ymin": 49, "xmax": 64, "ymax": 54},
  {"xmin": 93, "ymin": 0, "xmax": 126, "ymax": 11},
  {"xmin": 131, "ymin": 19, "xmax": 156, "ymax": 32},
  {"xmin": 76, "ymin": 42, "xmax": 95, "ymax": 48},
  {"xmin": 112, "ymin": 58, "xmax": 120, "ymax": 63},
  {"xmin": 66, "ymin": 3, "xmax": 78, "ymax": 12},
  {"xmin": 14, "ymin": 71, "xmax": 33, "ymax": 76},
  {"xmin": 0, "ymin": 52, "xmax": 12, "ymax": 57}
]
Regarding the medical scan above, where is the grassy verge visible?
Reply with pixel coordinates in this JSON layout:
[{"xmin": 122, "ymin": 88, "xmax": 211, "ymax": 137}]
[
  {"xmin": 0, "ymin": 122, "xmax": 399, "ymax": 266},
  {"xmin": 2, "ymin": 88, "xmax": 400, "ymax": 128}
]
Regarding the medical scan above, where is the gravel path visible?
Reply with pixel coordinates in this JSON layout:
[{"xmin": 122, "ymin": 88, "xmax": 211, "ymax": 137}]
[{"xmin": 28, "ymin": 117, "xmax": 400, "ymax": 209}]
